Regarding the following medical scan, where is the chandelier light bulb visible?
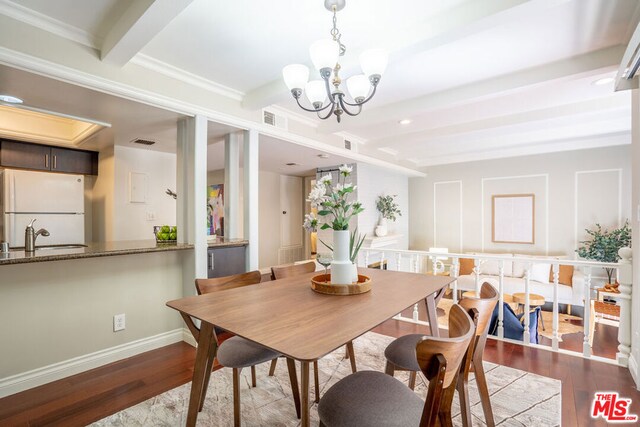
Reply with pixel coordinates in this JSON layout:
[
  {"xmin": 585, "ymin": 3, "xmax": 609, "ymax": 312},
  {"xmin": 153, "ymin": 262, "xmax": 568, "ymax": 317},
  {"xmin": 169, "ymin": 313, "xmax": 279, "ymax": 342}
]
[
  {"xmin": 305, "ymin": 80, "xmax": 327, "ymax": 106},
  {"xmin": 282, "ymin": 64, "xmax": 310, "ymax": 91},
  {"xmin": 346, "ymin": 75, "xmax": 370, "ymax": 102},
  {"xmin": 359, "ymin": 49, "xmax": 389, "ymax": 78},
  {"xmin": 309, "ymin": 39, "xmax": 339, "ymax": 71}
]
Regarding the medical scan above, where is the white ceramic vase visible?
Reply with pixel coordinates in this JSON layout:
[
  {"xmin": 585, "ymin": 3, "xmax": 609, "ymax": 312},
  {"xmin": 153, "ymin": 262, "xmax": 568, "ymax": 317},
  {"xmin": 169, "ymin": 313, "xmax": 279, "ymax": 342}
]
[
  {"xmin": 375, "ymin": 217, "xmax": 388, "ymax": 237},
  {"xmin": 330, "ymin": 230, "xmax": 353, "ymax": 285}
]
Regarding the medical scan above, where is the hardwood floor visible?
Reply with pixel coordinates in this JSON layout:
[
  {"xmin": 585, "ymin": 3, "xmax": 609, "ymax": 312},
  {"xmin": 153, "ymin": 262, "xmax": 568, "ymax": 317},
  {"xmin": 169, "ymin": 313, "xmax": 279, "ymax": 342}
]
[{"xmin": 0, "ymin": 321, "xmax": 637, "ymax": 426}]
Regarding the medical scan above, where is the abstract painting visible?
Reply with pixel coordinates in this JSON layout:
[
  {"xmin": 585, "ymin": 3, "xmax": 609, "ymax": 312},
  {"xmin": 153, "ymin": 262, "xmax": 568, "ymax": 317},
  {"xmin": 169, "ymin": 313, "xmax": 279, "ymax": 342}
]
[{"xmin": 207, "ymin": 184, "xmax": 224, "ymax": 236}]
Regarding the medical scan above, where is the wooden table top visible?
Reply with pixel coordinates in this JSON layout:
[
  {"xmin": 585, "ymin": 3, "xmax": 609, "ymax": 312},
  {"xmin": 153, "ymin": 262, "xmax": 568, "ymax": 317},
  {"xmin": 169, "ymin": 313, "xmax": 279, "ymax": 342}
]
[
  {"xmin": 512, "ymin": 292, "xmax": 545, "ymax": 306},
  {"xmin": 167, "ymin": 267, "xmax": 452, "ymax": 361}
]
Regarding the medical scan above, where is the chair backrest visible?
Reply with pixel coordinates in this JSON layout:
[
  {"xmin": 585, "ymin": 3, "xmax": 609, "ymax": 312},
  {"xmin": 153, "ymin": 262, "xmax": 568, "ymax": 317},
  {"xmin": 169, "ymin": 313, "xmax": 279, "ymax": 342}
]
[
  {"xmin": 459, "ymin": 282, "xmax": 499, "ymax": 338},
  {"xmin": 415, "ymin": 304, "xmax": 475, "ymax": 427},
  {"xmin": 195, "ymin": 270, "xmax": 262, "ymax": 295},
  {"xmin": 270, "ymin": 261, "xmax": 316, "ymax": 280}
]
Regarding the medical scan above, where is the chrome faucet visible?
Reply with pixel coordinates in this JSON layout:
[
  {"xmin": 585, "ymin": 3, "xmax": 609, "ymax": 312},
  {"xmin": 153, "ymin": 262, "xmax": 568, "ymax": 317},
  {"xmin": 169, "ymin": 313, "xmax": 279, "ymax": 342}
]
[{"xmin": 25, "ymin": 219, "xmax": 50, "ymax": 253}]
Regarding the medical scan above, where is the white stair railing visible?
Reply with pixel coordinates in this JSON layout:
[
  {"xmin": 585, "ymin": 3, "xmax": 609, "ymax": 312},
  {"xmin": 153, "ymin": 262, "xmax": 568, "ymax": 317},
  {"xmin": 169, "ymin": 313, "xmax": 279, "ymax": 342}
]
[{"xmin": 358, "ymin": 247, "xmax": 630, "ymax": 367}]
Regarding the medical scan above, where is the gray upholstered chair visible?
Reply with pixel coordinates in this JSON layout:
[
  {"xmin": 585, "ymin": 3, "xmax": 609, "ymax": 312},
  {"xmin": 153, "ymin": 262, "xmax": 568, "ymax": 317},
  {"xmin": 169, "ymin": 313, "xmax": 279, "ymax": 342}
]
[
  {"xmin": 185, "ymin": 272, "xmax": 302, "ymax": 427},
  {"xmin": 385, "ymin": 283, "xmax": 498, "ymax": 427},
  {"xmin": 317, "ymin": 304, "xmax": 475, "ymax": 427}
]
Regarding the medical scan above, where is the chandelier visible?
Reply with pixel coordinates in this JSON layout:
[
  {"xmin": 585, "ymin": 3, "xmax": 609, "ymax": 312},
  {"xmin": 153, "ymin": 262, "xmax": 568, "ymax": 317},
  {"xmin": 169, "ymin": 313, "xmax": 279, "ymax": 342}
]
[{"xmin": 282, "ymin": 0, "xmax": 388, "ymax": 123}]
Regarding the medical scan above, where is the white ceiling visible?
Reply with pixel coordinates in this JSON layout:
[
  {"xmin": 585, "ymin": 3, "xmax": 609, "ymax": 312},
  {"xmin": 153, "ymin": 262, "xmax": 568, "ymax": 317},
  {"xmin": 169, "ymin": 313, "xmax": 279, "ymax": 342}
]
[{"xmin": 2, "ymin": 0, "xmax": 640, "ymax": 169}]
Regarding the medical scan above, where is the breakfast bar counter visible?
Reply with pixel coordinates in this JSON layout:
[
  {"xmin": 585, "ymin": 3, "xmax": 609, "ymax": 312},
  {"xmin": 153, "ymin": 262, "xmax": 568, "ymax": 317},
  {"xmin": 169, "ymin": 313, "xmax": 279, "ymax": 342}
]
[{"xmin": 0, "ymin": 240, "xmax": 194, "ymax": 266}]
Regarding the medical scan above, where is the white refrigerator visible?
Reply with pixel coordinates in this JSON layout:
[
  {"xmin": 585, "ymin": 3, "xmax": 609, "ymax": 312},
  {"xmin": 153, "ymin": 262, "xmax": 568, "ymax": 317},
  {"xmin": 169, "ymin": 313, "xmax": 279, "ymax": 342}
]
[{"xmin": 0, "ymin": 169, "xmax": 85, "ymax": 248}]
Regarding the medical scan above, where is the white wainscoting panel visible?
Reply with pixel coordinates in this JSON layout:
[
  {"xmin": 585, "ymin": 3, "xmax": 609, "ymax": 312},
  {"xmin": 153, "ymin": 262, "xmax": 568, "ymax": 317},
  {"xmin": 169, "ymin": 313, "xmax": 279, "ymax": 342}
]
[{"xmin": 433, "ymin": 181, "xmax": 463, "ymax": 252}]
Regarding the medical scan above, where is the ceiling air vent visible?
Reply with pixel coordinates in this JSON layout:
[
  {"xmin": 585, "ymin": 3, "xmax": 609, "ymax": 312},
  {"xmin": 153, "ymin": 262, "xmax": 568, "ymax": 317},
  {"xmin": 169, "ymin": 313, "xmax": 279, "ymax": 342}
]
[
  {"xmin": 262, "ymin": 109, "xmax": 288, "ymax": 130},
  {"xmin": 131, "ymin": 138, "xmax": 156, "ymax": 146},
  {"xmin": 344, "ymin": 139, "xmax": 352, "ymax": 150}
]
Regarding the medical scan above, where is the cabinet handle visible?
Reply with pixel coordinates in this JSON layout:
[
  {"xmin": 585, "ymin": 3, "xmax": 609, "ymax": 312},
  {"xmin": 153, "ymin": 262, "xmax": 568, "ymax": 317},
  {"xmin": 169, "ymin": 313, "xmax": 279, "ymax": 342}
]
[
  {"xmin": 53, "ymin": 155, "xmax": 57, "ymax": 169},
  {"xmin": 45, "ymin": 154, "xmax": 49, "ymax": 168},
  {"xmin": 208, "ymin": 253, "xmax": 214, "ymax": 270}
]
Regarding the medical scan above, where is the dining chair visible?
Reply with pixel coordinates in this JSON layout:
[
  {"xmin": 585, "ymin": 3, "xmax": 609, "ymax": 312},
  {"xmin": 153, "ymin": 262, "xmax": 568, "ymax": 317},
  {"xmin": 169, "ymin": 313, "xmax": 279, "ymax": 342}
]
[
  {"xmin": 317, "ymin": 304, "xmax": 475, "ymax": 427},
  {"xmin": 450, "ymin": 283, "xmax": 499, "ymax": 426},
  {"xmin": 269, "ymin": 260, "xmax": 357, "ymax": 403},
  {"xmin": 184, "ymin": 271, "xmax": 302, "ymax": 426}
]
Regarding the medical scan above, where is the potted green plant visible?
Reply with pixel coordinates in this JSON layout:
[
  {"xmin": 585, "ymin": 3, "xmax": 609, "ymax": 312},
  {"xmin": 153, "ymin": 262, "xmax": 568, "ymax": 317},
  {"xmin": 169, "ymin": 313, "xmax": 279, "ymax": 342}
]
[
  {"xmin": 375, "ymin": 194, "xmax": 401, "ymax": 237},
  {"xmin": 305, "ymin": 164, "xmax": 364, "ymax": 284},
  {"xmin": 576, "ymin": 221, "xmax": 631, "ymax": 285}
]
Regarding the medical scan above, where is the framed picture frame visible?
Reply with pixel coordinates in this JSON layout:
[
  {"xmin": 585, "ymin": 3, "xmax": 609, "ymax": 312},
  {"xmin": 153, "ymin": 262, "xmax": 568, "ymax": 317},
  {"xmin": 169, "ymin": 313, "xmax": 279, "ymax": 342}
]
[{"xmin": 491, "ymin": 194, "xmax": 535, "ymax": 244}]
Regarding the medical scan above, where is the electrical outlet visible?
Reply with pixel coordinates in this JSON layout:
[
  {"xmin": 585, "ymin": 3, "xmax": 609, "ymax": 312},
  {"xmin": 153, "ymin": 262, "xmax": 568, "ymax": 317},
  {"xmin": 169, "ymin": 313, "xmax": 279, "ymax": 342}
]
[
  {"xmin": 146, "ymin": 211, "xmax": 156, "ymax": 221},
  {"xmin": 113, "ymin": 313, "xmax": 126, "ymax": 332}
]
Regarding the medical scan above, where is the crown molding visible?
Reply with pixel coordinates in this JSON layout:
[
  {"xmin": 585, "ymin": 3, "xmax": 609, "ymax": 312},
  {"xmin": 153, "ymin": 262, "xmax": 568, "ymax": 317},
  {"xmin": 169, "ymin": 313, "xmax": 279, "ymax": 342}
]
[
  {"xmin": 0, "ymin": 0, "xmax": 98, "ymax": 48},
  {"xmin": 129, "ymin": 54, "xmax": 244, "ymax": 101}
]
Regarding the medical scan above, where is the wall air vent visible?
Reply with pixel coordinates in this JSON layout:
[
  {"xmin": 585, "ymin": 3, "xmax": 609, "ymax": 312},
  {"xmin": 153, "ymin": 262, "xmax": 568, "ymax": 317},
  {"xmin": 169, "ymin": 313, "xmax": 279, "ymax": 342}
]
[
  {"xmin": 344, "ymin": 140, "xmax": 352, "ymax": 150},
  {"xmin": 262, "ymin": 109, "xmax": 288, "ymax": 130},
  {"xmin": 131, "ymin": 138, "xmax": 156, "ymax": 146}
]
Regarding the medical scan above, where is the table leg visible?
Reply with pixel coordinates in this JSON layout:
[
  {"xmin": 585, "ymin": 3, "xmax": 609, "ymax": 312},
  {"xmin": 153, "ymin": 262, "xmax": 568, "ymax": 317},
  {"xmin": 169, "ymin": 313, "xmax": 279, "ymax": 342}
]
[
  {"xmin": 425, "ymin": 294, "xmax": 440, "ymax": 337},
  {"xmin": 186, "ymin": 322, "xmax": 216, "ymax": 427},
  {"xmin": 301, "ymin": 361, "xmax": 310, "ymax": 427}
]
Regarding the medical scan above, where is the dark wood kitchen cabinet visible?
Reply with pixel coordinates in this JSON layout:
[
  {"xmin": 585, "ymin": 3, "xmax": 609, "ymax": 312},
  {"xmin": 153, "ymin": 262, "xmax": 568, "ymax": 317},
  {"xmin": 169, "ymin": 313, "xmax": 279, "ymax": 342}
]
[
  {"xmin": 207, "ymin": 246, "xmax": 247, "ymax": 278},
  {"xmin": 0, "ymin": 140, "xmax": 98, "ymax": 175}
]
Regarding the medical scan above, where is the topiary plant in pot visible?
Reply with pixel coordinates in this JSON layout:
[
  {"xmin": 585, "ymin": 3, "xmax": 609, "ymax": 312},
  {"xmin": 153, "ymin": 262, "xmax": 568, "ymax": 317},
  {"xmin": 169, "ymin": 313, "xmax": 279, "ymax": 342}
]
[{"xmin": 576, "ymin": 221, "xmax": 631, "ymax": 285}]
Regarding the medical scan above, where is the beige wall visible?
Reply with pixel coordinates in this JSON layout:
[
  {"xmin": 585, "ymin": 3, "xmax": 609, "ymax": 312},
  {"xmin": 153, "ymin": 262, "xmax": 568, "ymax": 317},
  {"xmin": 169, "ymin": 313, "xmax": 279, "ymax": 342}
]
[
  {"xmin": 0, "ymin": 251, "xmax": 184, "ymax": 379},
  {"xmin": 208, "ymin": 169, "xmax": 303, "ymax": 269},
  {"xmin": 409, "ymin": 145, "xmax": 632, "ymax": 257}
]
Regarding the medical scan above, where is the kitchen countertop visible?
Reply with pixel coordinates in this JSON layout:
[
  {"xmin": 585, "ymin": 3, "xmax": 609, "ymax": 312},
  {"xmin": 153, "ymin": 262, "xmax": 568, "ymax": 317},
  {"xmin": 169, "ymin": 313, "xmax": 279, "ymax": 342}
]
[
  {"xmin": 207, "ymin": 237, "xmax": 249, "ymax": 248},
  {"xmin": 0, "ymin": 240, "xmax": 194, "ymax": 266}
]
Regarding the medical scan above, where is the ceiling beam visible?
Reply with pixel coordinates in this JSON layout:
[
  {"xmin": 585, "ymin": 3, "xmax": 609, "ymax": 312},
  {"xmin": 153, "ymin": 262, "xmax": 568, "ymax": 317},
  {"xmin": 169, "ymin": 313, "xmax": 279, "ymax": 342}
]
[
  {"xmin": 242, "ymin": 0, "xmax": 534, "ymax": 111},
  {"xmin": 100, "ymin": 0, "xmax": 194, "ymax": 67},
  {"xmin": 366, "ymin": 95, "xmax": 626, "ymax": 149},
  {"xmin": 318, "ymin": 44, "xmax": 627, "ymax": 133}
]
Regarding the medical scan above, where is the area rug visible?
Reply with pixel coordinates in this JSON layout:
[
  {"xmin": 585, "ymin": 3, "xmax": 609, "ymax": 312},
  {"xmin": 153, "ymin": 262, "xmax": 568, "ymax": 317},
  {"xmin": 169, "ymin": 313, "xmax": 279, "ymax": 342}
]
[
  {"xmin": 438, "ymin": 298, "xmax": 583, "ymax": 342},
  {"xmin": 92, "ymin": 332, "xmax": 561, "ymax": 426}
]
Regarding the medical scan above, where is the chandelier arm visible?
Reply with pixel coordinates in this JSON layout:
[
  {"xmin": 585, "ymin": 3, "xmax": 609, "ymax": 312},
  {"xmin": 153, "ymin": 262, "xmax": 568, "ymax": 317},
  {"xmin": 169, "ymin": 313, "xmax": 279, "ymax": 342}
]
[
  {"xmin": 294, "ymin": 96, "xmax": 331, "ymax": 113},
  {"xmin": 318, "ymin": 101, "xmax": 336, "ymax": 120},
  {"xmin": 341, "ymin": 84, "xmax": 378, "ymax": 107},
  {"xmin": 338, "ymin": 96, "xmax": 362, "ymax": 117}
]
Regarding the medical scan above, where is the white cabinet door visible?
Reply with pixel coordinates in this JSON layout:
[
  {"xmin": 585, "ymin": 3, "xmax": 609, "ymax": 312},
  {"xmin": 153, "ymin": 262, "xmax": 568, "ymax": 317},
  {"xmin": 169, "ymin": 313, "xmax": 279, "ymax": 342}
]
[{"xmin": 280, "ymin": 175, "xmax": 303, "ymax": 248}]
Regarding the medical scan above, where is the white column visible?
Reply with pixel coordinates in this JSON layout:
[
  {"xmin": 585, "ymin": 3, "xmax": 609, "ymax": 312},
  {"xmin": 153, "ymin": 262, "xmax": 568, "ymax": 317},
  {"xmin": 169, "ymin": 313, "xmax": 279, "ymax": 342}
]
[
  {"xmin": 630, "ymin": 89, "xmax": 640, "ymax": 386},
  {"xmin": 583, "ymin": 266, "xmax": 593, "ymax": 358},
  {"xmin": 224, "ymin": 133, "xmax": 241, "ymax": 239},
  {"xmin": 177, "ymin": 115, "xmax": 207, "ymax": 297},
  {"xmin": 243, "ymin": 129, "xmax": 259, "ymax": 270},
  {"xmin": 617, "ymin": 247, "xmax": 633, "ymax": 366}
]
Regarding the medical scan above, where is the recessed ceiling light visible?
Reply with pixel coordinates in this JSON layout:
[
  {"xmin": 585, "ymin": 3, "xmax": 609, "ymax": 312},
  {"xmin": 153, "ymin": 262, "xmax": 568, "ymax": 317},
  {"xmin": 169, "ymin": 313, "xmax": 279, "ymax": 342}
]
[
  {"xmin": 286, "ymin": 162, "xmax": 299, "ymax": 166},
  {"xmin": 398, "ymin": 119, "xmax": 412, "ymax": 125},
  {"xmin": 0, "ymin": 94, "xmax": 23, "ymax": 104},
  {"xmin": 317, "ymin": 153, "xmax": 330, "ymax": 159},
  {"xmin": 592, "ymin": 77, "xmax": 614, "ymax": 86}
]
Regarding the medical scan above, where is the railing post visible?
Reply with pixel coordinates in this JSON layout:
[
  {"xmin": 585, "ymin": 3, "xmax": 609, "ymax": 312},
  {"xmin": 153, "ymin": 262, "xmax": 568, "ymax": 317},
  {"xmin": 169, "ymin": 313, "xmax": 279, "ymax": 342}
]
[
  {"xmin": 552, "ymin": 262, "xmax": 560, "ymax": 351},
  {"xmin": 364, "ymin": 250, "xmax": 370, "ymax": 269},
  {"xmin": 523, "ymin": 263, "xmax": 531, "ymax": 344},
  {"xmin": 617, "ymin": 247, "xmax": 633, "ymax": 367},
  {"xmin": 451, "ymin": 257, "xmax": 459, "ymax": 304},
  {"xmin": 396, "ymin": 253, "xmax": 402, "ymax": 271},
  {"xmin": 380, "ymin": 251, "xmax": 385, "ymax": 270},
  {"xmin": 583, "ymin": 266, "xmax": 592, "ymax": 358},
  {"xmin": 473, "ymin": 258, "xmax": 481, "ymax": 295},
  {"xmin": 498, "ymin": 260, "xmax": 505, "ymax": 339}
]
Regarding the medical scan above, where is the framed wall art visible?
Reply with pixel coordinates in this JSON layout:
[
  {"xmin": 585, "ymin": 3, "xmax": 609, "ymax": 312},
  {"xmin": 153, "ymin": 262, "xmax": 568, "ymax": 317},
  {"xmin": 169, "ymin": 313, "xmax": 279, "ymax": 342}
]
[{"xmin": 491, "ymin": 194, "xmax": 535, "ymax": 244}]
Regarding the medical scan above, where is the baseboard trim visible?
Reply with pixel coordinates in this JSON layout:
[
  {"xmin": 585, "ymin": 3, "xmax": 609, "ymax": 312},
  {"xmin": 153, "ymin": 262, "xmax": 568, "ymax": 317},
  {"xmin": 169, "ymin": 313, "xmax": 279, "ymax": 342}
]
[
  {"xmin": 629, "ymin": 354, "xmax": 639, "ymax": 389},
  {"xmin": 0, "ymin": 329, "xmax": 184, "ymax": 398},
  {"xmin": 182, "ymin": 327, "xmax": 197, "ymax": 347}
]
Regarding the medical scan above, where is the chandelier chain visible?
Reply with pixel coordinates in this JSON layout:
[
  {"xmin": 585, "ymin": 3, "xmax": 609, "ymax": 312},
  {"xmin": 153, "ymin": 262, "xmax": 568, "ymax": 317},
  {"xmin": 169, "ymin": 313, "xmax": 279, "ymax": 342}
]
[{"xmin": 331, "ymin": 8, "xmax": 346, "ymax": 56}]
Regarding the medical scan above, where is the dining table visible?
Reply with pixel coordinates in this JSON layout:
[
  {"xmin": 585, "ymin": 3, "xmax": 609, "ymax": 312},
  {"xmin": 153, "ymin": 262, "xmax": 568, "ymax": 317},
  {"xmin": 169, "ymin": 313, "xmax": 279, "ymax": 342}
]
[{"xmin": 166, "ymin": 266, "xmax": 453, "ymax": 427}]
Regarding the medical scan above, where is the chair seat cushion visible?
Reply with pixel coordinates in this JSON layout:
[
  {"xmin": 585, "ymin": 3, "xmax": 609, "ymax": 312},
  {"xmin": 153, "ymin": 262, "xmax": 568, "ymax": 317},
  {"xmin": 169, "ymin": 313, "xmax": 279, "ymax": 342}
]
[
  {"xmin": 384, "ymin": 334, "xmax": 425, "ymax": 371},
  {"xmin": 318, "ymin": 371, "xmax": 424, "ymax": 427},
  {"xmin": 216, "ymin": 336, "xmax": 280, "ymax": 368}
]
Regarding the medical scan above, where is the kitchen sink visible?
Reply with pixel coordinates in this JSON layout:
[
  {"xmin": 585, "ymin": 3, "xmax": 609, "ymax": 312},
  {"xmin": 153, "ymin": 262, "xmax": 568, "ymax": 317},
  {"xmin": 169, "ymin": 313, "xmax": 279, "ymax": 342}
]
[{"xmin": 35, "ymin": 244, "xmax": 88, "ymax": 250}]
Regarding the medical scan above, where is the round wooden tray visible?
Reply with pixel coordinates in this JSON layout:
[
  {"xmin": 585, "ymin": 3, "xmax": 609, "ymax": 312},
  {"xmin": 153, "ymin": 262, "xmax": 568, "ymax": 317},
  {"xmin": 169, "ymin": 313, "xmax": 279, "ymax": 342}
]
[{"xmin": 311, "ymin": 273, "xmax": 372, "ymax": 295}]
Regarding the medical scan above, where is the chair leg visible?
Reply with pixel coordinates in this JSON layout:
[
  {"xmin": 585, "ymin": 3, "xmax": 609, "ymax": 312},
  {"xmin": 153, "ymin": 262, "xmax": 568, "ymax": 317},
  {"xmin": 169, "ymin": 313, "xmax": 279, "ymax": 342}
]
[
  {"xmin": 314, "ymin": 361, "xmax": 320, "ymax": 403},
  {"xmin": 438, "ymin": 382, "xmax": 456, "ymax": 427},
  {"xmin": 474, "ymin": 360, "xmax": 495, "ymax": 427},
  {"xmin": 250, "ymin": 365, "xmax": 257, "ymax": 387},
  {"xmin": 319, "ymin": 421, "xmax": 326, "ymax": 427},
  {"xmin": 408, "ymin": 371, "xmax": 417, "ymax": 390},
  {"xmin": 269, "ymin": 358, "xmax": 278, "ymax": 376},
  {"xmin": 456, "ymin": 373, "xmax": 472, "ymax": 427},
  {"xmin": 233, "ymin": 368, "xmax": 242, "ymax": 427},
  {"xmin": 285, "ymin": 358, "xmax": 301, "ymax": 419},
  {"xmin": 346, "ymin": 341, "xmax": 357, "ymax": 373},
  {"xmin": 385, "ymin": 360, "xmax": 395, "ymax": 376}
]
